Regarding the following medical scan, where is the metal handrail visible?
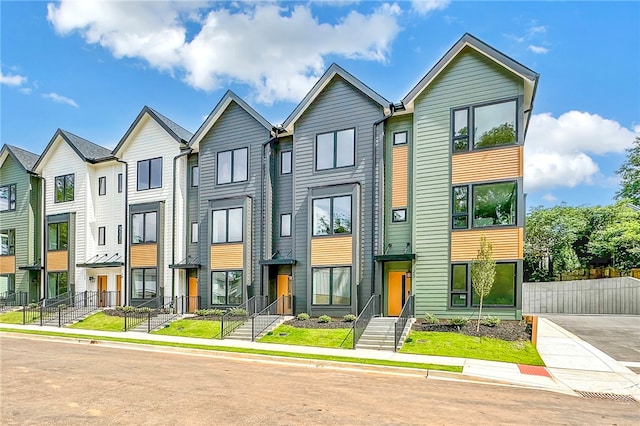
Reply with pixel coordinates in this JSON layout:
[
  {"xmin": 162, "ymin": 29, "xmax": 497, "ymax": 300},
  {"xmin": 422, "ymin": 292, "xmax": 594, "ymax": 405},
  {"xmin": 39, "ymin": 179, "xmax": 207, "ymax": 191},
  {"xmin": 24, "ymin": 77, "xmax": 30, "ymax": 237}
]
[
  {"xmin": 123, "ymin": 296, "xmax": 163, "ymax": 331},
  {"xmin": 251, "ymin": 295, "xmax": 289, "ymax": 341},
  {"xmin": 394, "ymin": 295, "xmax": 414, "ymax": 352},
  {"xmin": 352, "ymin": 294, "xmax": 380, "ymax": 349},
  {"xmin": 0, "ymin": 291, "xmax": 27, "ymax": 309},
  {"xmin": 219, "ymin": 295, "xmax": 267, "ymax": 339}
]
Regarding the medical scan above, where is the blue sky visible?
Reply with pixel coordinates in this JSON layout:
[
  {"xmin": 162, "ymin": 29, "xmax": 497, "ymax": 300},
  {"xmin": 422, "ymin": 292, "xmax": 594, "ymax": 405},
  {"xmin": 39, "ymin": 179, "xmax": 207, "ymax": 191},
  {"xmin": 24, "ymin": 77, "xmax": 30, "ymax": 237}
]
[{"xmin": 1, "ymin": 1, "xmax": 638, "ymax": 210}]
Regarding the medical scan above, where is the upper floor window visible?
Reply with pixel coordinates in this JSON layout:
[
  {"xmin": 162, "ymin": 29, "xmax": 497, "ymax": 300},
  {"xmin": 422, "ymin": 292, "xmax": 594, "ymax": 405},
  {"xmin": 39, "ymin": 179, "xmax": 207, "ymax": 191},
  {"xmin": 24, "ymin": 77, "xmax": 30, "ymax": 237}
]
[
  {"xmin": 316, "ymin": 129, "xmax": 355, "ymax": 170},
  {"xmin": 131, "ymin": 211, "xmax": 157, "ymax": 244},
  {"xmin": 217, "ymin": 148, "xmax": 247, "ymax": 184},
  {"xmin": 48, "ymin": 222, "xmax": 68, "ymax": 251},
  {"xmin": 212, "ymin": 207, "xmax": 243, "ymax": 243},
  {"xmin": 281, "ymin": 150, "xmax": 292, "ymax": 175},
  {"xmin": 280, "ymin": 213, "xmax": 292, "ymax": 237},
  {"xmin": 191, "ymin": 222, "xmax": 199, "ymax": 243},
  {"xmin": 452, "ymin": 181, "xmax": 517, "ymax": 229},
  {"xmin": 0, "ymin": 229, "xmax": 15, "ymax": 255},
  {"xmin": 117, "ymin": 225, "xmax": 123, "ymax": 245},
  {"xmin": 393, "ymin": 131, "xmax": 407, "ymax": 145},
  {"xmin": 0, "ymin": 184, "xmax": 16, "ymax": 212},
  {"xmin": 191, "ymin": 165, "xmax": 199, "ymax": 187},
  {"xmin": 98, "ymin": 176, "xmax": 106, "ymax": 196},
  {"xmin": 137, "ymin": 158, "xmax": 162, "ymax": 191},
  {"xmin": 55, "ymin": 174, "xmax": 74, "ymax": 203},
  {"xmin": 313, "ymin": 195, "xmax": 351, "ymax": 236},
  {"xmin": 117, "ymin": 173, "xmax": 123, "ymax": 193},
  {"xmin": 453, "ymin": 99, "xmax": 517, "ymax": 152},
  {"xmin": 98, "ymin": 226, "xmax": 106, "ymax": 245}
]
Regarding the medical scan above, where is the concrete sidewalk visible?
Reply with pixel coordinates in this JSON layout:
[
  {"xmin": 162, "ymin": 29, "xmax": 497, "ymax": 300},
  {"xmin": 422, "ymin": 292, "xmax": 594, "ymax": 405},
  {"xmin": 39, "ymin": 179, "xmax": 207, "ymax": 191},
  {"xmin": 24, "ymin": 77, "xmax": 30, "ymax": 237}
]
[{"xmin": 1, "ymin": 319, "xmax": 638, "ymax": 400}]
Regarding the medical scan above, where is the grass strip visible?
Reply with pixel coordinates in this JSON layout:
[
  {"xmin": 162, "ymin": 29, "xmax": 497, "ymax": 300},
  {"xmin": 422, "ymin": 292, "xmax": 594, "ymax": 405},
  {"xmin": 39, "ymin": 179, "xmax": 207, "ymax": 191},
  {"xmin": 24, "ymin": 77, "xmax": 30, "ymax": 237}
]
[
  {"xmin": 68, "ymin": 312, "xmax": 125, "ymax": 332},
  {"xmin": 259, "ymin": 325, "xmax": 352, "ymax": 349},
  {"xmin": 0, "ymin": 327, "xmax": 462, "ymax": 373}
]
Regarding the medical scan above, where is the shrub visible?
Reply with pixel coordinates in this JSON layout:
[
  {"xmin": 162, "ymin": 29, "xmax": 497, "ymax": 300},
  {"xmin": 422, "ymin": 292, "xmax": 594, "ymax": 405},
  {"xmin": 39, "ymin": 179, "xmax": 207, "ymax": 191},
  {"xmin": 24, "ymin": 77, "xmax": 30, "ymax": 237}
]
[
  {"xmin": 343, "ymin": 314, "xmax": 356, "ymax": 322},
  {"xmin": 28, "ymin": 303, "xmax": 38, "ymax": 309},
  {"xmin": 136, "ymin": 307, "xmax": 153, "ymax": 313},
  {"xmin": 318, "ymin": 315, "xmax": 331, "ymax": 323},
  {"xmin": 228, "ymin": 307, "xmax": 248, "ymax": 316},
  {"xmin": 195, "ymin": 309, "xmax": 210, "ymax": 316},
  {"xmin": 424, "ymin": 312, "xmax": 439, "ymax": 325},
  {"xmin": 208, "ymin": 308, "xmax": 225, "ymax": 317},
  {"xmin": 296, "ymin": 312, "xmax": 310, "ymax": 321},
  {"xmin": 405, "ymin": 337, "xmax": 413, "ymax": 343},
  {"xmin": 480, "ymin": 316, "xmax": 501, "ymax": 327},
  {"xmin": 450, "ymin": 316, "xmax": 469, "ymax": 327}
]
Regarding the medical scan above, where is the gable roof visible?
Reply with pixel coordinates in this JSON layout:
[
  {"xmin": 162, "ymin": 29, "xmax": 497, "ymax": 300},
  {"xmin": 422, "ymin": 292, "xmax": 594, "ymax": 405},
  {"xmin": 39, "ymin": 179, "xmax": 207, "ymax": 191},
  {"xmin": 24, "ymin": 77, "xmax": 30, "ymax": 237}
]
[
  {"xmin": 112, "ymin": 106, "xmax": 193, "ymax": 156},
  {"xmin": 1, "ymin": 144, "xmax": 40, "ymax": 172},
  {"xmin": 282, "ymin": 63, "xmax": 390, "ymax": 132},
  {"xmin": 189, "ymin": 90, "xmax": 273, "ymax": 150},
  {"xmin": 33, "ymin": 129, "xmax": 114, "ymax": 172}
]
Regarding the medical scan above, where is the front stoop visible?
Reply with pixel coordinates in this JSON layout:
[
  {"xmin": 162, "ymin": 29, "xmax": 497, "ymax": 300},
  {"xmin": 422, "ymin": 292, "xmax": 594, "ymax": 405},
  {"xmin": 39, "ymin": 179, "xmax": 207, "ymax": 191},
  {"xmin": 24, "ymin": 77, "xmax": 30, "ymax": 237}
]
[
  {"xmin": 225, "ymin": 315, "xmax": 288, "ymax": 341},
  {"xmin": 356, "ymin": 317, "xmax": 415, "ymax": 351}
]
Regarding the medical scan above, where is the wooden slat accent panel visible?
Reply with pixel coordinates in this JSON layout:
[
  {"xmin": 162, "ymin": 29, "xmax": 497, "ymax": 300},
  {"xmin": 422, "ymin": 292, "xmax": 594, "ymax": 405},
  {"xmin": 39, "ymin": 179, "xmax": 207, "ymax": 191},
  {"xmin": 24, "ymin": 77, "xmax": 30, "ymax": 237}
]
[
  {"xmin": 452, "ymin": 145, "xmax": 522, "ymax": 184},
  {"xmin": 47, "ymin": 251, "xmax": 68, "ymax": 271},
  {"xmin": 451, "ymin": 228, "xmax": 523, "ymax": 261},
  {"xmin": 311, "ymin": 236, "xmax": 352, "ymax": 266},
  {"xmin": 130, "ymin": 244, "xmax": 157, "ymax": 267},
  {"xmin": 210, "ymin": 244, "xmax": 244, "ymax": 270},
  {"xmin": 392, "ymin": 145, "xmax": 409, "ymax": 208},
  {"xmin": 0, "ymin": 256, "xmax": 16, "ymax": 274}
]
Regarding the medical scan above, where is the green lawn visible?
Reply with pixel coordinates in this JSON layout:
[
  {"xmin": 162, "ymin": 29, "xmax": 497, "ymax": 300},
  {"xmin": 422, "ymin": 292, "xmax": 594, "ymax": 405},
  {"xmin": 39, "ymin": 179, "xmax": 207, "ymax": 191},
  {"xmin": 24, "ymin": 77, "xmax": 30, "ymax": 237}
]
[
  {"xmin": 400, "ymin": 331, "xmax": 545, "ymax": 366},
  {"xmin": 68, "ymin": 312, "xmax": 124, "ymax": 332},
  {"xmin": 258, "ymin": 325, "xmax": 353, "ymax": 349},
  {"xmin": 0, "ymin": 311, "xmax": 38, "ymax": 324},
  {"xmin": 153, "ymin": 319, "xmax": 221, "ymax": 339}
]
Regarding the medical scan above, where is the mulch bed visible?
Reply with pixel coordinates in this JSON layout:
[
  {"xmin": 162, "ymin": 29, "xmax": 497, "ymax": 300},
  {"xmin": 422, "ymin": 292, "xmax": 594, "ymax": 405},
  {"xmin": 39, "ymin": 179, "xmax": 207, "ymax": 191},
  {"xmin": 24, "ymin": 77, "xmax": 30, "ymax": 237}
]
[
  {"xmin": 284, "ymin": 318, "xmax": 354, "ymax": 329},
  {"xmin": 412, "ymin": 319, "xmax": 531, "ymax": 341}
]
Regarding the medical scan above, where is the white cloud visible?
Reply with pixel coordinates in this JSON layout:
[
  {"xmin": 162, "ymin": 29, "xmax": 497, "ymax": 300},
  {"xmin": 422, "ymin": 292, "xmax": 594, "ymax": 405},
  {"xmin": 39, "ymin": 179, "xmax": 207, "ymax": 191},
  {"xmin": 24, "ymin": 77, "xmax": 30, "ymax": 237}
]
[
  {"xmin": 542, "ymin": 193, "xmax": 558, "ymax": 203},
  {"xmin": 411, "ymin": 0, "xmax": 450, "ymax": 15},
  {"xmin": 42, "ymin": 92, "xmax": 79, "ymax": 108},
  {"xmin": 0, "ymin": 71, "xmax": 27, "ymax": 86},
  {"xmin": 528, "ymin": 44, "xmax": 548, "ymax": 54},
  {"xmin": 529, "ymin": 25, "xmax": 547, "ymax": 35},
  {"xmin": 524, "ymin": 111, "xmax": 637, "ymax": 192},
  {"xmin": 19, "ymin": 87, "xmax": 32, "ymax": 95},
  {"xmin": 47, "ymin": 1, "xmax": 402, "ymax": 104}
]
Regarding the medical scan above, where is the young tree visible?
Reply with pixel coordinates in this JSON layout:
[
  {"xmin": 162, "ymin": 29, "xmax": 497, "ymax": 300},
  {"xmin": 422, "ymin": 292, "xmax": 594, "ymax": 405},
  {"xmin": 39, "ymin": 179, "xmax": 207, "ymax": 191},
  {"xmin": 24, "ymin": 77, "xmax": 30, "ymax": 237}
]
[
  {"xmin": 471, "ymin": 235, "xmax": 496, "ymax": 332},
  {"xmin": 616, "ymin": 136, "xmax": 640, "ymax": 205}
]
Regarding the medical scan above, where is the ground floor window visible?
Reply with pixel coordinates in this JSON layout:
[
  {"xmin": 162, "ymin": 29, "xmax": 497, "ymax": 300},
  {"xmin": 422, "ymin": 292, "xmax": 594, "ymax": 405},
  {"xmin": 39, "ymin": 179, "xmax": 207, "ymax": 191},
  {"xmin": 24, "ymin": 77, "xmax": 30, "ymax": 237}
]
[
  {"xmin": 312, "ymin": 266, "xmax": 351, "ymax": 305},
  {"xmin": 211, "ymin": 271, "xmax": 243, "ymax": 305},
  {"xmin": 47, "ymin": 272, "xmax": 68, "ymax": 298},
  {"xmin": 131, "ymin": 268, "xmax": 157, "ymax": 299},
  {"xmin": 0, "ymin": 274, "xmax": 15, "ymax": 294},
  {"xmin": 450, "ymin": 262, "xmax": 516, "ymax": 307}
]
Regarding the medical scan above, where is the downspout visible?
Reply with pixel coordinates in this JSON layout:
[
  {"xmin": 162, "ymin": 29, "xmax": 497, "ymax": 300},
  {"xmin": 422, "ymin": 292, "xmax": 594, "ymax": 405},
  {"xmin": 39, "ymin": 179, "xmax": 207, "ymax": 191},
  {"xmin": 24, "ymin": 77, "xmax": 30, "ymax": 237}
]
[
  {"xmin": 261, "ymin": 132, "xmax": 279, "ymax": 297},
  {"xmin": 172, "ymin": 147, "xmax": 192, "ymax": 300},
  {"xmin": 36, "ymin": 175, "xmax": 46, "ymax": 300},
  {"xmin": 115, "ymin": 159, "xmax": 128, "ymax": 305}
]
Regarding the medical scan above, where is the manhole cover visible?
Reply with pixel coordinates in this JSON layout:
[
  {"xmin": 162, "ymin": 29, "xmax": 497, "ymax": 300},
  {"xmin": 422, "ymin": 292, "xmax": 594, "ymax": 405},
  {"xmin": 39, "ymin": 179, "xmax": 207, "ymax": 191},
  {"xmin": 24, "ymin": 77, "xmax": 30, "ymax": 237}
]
[{"xmin": 575, "ymin": 391, "xmax": 637, "ymax": 403}]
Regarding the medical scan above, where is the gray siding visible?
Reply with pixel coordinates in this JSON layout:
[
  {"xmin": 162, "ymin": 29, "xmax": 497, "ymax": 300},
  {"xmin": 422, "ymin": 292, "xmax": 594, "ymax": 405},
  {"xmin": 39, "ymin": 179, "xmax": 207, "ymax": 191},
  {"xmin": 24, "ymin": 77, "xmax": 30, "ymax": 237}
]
[
  {"xmin": 186, "ymin": 154, "xmax": 199, "ymax": 259},
  {"xmin": 412, "ymin": 47, "xmax": 523, "ymax": 318},
  {"xmin": 272, "ymin": 139, "xmax": 293, "ymax": 257},
  {"xmin": 292, "ymin": 76, "xmax": 384, "ymax": 315},
  {"xmin": 198, "ymin": 101, "xmax": 271, "ymax": 306}
]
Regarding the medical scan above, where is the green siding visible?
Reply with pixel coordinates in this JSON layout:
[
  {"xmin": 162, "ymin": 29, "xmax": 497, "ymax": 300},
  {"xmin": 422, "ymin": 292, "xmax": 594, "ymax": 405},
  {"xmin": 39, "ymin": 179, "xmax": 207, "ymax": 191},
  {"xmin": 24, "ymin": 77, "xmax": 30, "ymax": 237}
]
[{"xmin": 412, "ymin": 47, "xmax": 523, "ymax": 319}]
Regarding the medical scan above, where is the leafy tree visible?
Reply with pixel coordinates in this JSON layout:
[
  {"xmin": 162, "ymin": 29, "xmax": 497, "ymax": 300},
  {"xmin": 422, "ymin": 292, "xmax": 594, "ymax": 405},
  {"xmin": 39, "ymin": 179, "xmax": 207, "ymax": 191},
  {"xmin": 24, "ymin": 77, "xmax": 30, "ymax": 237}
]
[
  {"xmin": 615, "ymin": 136, "xmax": 640, "ymax": 205},
  {"xmin": 471, "ymin": 235, "xmax": 496, "ymax": 332},
  {"xmin": 588, "ymin": 201, "xmax": 640, "ymax": 273},
  {"xmin": 475, "ymin": 123, "xmax": 516, "ymax": 148}
]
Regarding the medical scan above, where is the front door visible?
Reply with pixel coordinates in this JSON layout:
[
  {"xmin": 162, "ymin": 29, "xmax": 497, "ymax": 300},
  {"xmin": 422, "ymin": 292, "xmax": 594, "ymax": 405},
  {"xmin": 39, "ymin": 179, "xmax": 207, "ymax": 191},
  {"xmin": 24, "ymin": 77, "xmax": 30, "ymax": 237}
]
[
  {"xmin": 188, "ymin": 276, "xmax": 198, "ymax": 313},
  {"xmin": 97, "ymin": 275, "xmax": 108, "ymax": 307},
  {"xmin": 388, "ymin": 271, "xmax": 411, "ymax": 316},
  {"xmin": 276, "ymin": 275, "xmax": 293, "ymax": 315},
  {"xmin": 116, "ymin": 275, "xmax": 122, "ymax": 306}
]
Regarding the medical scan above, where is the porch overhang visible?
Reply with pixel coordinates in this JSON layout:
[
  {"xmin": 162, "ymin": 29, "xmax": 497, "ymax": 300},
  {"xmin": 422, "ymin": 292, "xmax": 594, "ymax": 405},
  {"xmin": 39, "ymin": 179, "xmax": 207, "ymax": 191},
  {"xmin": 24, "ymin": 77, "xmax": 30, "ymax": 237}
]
[
  {"xmin": 259, "ymin": 258, "xmax": 297, "ymax": 266},
  {"xmin": 169, "ymin": 255, "xmax": 201, "ymax": 269},
  {"xmin": 18, "ymin": 261, "xmax": 42, "ymax": 271},
  {"xmin": 76, "ymin": 254, "xmax": 124, "ymax": 268},
  {"xmin": 373, "ymin": 253, "xmax": 416, "ymax": 262}
]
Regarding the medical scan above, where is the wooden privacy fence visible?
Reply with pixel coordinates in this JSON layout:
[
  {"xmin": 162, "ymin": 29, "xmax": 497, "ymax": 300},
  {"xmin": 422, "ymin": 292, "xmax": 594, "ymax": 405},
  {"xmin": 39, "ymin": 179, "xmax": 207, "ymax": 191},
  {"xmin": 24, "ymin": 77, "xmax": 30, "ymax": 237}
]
[{"xmin": 522, "ymin": 277, "xmax": 640, "ymax": 315}]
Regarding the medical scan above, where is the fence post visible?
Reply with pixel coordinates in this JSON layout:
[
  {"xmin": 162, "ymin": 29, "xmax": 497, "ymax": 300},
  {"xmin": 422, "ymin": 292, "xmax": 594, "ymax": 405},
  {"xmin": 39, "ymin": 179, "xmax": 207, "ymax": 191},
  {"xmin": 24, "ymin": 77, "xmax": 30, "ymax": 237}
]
[
  {"xmin": 147, "ymin": 311, "xmax": 151, "ymax": 333},
  {"xmin": 23, "ymin": 301, "xmax": 26, "ymax": 325},
  {"xmin": 58, "ymin": 306, "xmax": 62, "ymax": 327},
  {"xmin": 40, "ymin": 304, "xmax": 43, "ymax": 326}
]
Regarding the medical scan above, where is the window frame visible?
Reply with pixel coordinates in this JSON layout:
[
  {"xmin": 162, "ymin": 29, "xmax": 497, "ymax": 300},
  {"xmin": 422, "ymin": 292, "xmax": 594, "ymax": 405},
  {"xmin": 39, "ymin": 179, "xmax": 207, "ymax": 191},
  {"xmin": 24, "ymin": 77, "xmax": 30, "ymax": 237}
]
[
  {"xmin": 0, "ymin": 184, "xmax": 17, "ymax": 212},
  {"xmin": 98, "ymin": 176, "xmax": 107, "ymax": 196},
  {"xmin": 281, "ymin": 150, "xmax": 292, "ymax": 175},
  {"xmin": 98, "ymin": 226, "xmax": 106, "ymax": 246},
  {"xmin": 451, "ymin": 98, "xmax": 518, "ymax": 153},
  {"xmin": 451, "ymin": 181, "xmax": 517, "ymax": 230},
  {"xmin": 191, "ymin": 222, "xmax": 199, "ymax": 244},
  {"xmin": 211, "ymin": 207, "xmax": 243, "ymax": 244},
  {"xmin": 393, "ymin": 131, "xmax": 408, "ymax": 146},
  {"xmin": 312, "ymin": 195, "xmax": 352, "ymax": 236},
  {"xmin": 136, "ymin": 157, "xmax": 162, "ymax": 191},
  {"xmin": 0, "ymin": 229, "xmax": 16, "ymax": 256},
  {"xmin": 315, "ymin": 128, "xmax": 356, "ymax": 171},
  {"xmin": 311, "ymin": 266, "xmax": 352, "ymax": 306},
  {"xmin": 216, "ymin": 147, "xmax": 248, "ymax": 185},
  {"xmin": 54, "ymin": 174, "xmax": 74, "ymax": 203},
  {"xmin": 451, "ymin": 186, "xmax": 469, "ymax": 229},
  {"xmin": 0, "ymin": 273, "xmax": 15, "ymax": 294},
  {"xmin": 392, "ymin": 208, "xmax": 407, "ymax": 223},
  {"xmin": 131, "ymin": 268, "xmax": 158, "ymax": 299},
  {"xmin": 47, "ymin": 222, "xmax": 68, "ymax": 251},
  {"xmin": 449, "ymin": 262, "xmax": 517, "ymax": 308},
  {"xmin": 191, "ymin": 165, "xmax": 199, "ymax": 187},
  {"xmin": 117, "ymin": 225, "xmax": 122, "ymax": 245},
  {"xmin": 117, "ymin": 173, "xmax": 123, "ymax": 193},
  {"xmin": 131, "ymin": 211, "xmax": 157, "ymax": 244},
  {"xmin": 280, "ymin": 213, "xmax": 292, "ymax": 237},
  {"xmin": 47, "ymin": 271, "xmax": 68, "ymax": 298},
  {"xmin": 210, "ymin": 270, "xmax": 243, "ymax": 305}
]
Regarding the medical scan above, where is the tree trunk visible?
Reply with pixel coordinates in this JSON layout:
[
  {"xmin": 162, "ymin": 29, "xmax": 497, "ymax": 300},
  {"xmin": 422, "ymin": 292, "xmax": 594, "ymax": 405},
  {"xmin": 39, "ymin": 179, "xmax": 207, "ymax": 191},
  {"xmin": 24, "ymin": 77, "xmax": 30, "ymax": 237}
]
[{"xmin": 477, "ymin": 295, "xmax": 483, "ymax": 332}]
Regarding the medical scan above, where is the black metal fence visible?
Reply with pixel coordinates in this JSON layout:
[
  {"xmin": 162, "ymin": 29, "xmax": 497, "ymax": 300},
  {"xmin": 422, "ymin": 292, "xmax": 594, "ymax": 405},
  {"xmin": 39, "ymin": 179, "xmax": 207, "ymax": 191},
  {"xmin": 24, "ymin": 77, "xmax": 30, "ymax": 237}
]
[
  {"xmin": 0, "ymin": 291, "xmax": 28, "ymax": 310},
  {"xmin": 352, "ymin": 294, "xmax": 380, "ymax": 349},
  {"xmin": 251, "ymin": 295, "xmax": 290, "ymax": 341},
  {"xmin": 394, "ymin": 295, "xmax": 414, "ymax": 352},
  {"xmin": 123, "ymin": 296, "xmax": 162, "ymax": 331},
  {"xmin": 219, "ymin": 295, "xmax": 268, "ymax": 339}
]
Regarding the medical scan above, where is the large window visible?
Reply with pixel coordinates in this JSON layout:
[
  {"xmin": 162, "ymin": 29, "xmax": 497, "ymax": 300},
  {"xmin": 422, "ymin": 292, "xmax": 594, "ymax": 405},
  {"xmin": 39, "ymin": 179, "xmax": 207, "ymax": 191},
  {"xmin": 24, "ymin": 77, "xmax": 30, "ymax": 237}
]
[
  {"xmin": 280, "ymin": 213, "xmax": 292, "ymax": 237},
  {"xmin": 211, "ymin": 271, "xmax": 243, "ymax": 305},
  {"xmin": 281, "ymin": 150, "xmax": 292, "ymax": 175},
  {"xmin": 452, "ymin": 99, "xmax": 517, "ymax": 152},
  {"xmin": 98, "ymin": 176, "xmax": 106, "ymax": 196},
  {"xmin": 211, "ymin": 208, "xmax": 242, "ymax": 243},
  {"xmin": 450, "ymin": 263, "xmax": 516, "ymax": 307},
  {"xmin": 55, "ymin": 174, "xmax": 74, "ymax": 202},
  {"xmin": 313, "ymin": 195, "xmax": 351, "ymax": 236},
  {"xmin": 0, "ymin": 229, "xmax": 15, "ymax": 255},
  {"xmin": 316, "ymin": 129, "xmax": 355, "ymax": 170},
  {"xmin": 217, "ymin": 148, "xmax": 248, "ymax": 184},
  {"xmin": 48, "ymin": 272, "xmax": 68, "ymax": 298},
  {"xmin": 0, "ymin": 184, "xmax": 16, "ymax": 211},
  {"xmin": 137, "ymin": 158, "xmax": 162, "ymax": 191},
  {"xmin": 312, "ymin": 267, "xmax": 351, "ymax": 305},
  {"xmin": 131, "ymin": 268, "xmax": 157, "ymax": 299},
  {"xmin": 48, "ymin": 222, "xmax": 68, "ymax": 251},
  {"xmin": 131, "ymin": 212, "xmax": 157, "ymax": 244},
  {"xmin": 0, "ymin": 274, "xmax": 15, "ymax": 294},
  {"xmin": 452, "ymin": 182, "xmax": 516, "ymax": 229},
  {"xmin": 191, "ymin": 166, "xmax": 199, "ymax": 187}
]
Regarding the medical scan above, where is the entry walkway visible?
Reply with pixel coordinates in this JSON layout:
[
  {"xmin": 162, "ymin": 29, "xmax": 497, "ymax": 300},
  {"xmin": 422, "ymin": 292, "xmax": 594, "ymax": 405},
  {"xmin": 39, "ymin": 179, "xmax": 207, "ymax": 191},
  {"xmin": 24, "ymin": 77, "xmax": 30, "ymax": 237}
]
[{"xmin": 2, "ymin": 319, "xmax": 639, "ymax": 399}]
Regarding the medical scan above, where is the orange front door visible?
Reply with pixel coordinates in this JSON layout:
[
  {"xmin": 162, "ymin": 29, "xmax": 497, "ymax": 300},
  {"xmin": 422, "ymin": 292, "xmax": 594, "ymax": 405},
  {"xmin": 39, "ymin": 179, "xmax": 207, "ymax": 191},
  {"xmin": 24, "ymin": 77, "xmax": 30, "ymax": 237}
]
[
  {"xmin": 188, "ymin": 276, "xmax": 198, "ymax": 313},
  {"xmin": 97, "ymin": 276, "xmax": 108, "ymax": 307},
  {"xmin": 276, "ymin": 275, "xmax": 292, "ymax": 315},
  {"xmin": 116, "ymin": 275, "xmax": 122, "ymax": 306},
  {"xmin": 387, "ymin": 272, "xmax": 411, "ymax": 316}
]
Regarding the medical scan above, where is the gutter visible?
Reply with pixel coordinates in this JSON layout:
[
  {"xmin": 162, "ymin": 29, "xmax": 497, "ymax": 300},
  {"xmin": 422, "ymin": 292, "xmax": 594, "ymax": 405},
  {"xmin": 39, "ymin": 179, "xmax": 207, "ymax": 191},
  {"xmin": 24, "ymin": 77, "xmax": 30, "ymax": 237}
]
[
  {"xmin": 115, "ymin": 159, "xmax": 128, "ymax": 305},
  {"xmin": 39, "ymin": 176, "xmax": 46, "ymax": 300},
  {"xmin": 171, "ymin": 147, "xmax": 193, "ymax": 300}
]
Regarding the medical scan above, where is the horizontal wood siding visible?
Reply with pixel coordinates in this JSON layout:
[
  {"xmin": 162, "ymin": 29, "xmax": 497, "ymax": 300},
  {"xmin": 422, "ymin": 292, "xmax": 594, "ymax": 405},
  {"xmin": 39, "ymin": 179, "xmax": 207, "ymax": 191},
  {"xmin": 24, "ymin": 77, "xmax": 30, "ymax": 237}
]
[
  {"xmin": 210, "ymin": 244, "xmax": 244, "ymax": 270},
  {"xmin": 0, "ymin": 256, "xmax": 15, "ymax": 274},
  {"xmin": 47, "ymin": 251, "xmax": 68, "ymax": 271},
  {"xmin": 451, "ymin": 228, "xmax": 523, "ymax": 261},
  {"xmin": 391, "ymin": 145, "xmax": 408, "ymax": 208},
  {"xmin": 311, "ymin": 236, "xmax": 352, "ymax": 266},
  {"xmin": 452, "ymin": 145, "xmax": 522, "ymax": 184},
  {"xmin": 130, "ymin": 244, "xmax": 157, "ymax": 267}
]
